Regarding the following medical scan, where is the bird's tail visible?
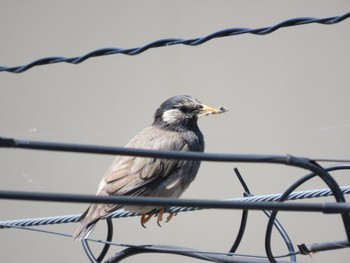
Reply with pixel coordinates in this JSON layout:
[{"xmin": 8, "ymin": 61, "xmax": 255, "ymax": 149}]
[
  {"xmin": 73, "ymin": 220, "xmax": 97, "ymax": 241},
  {"xmin": 73, "ymin": 206, "xmax": 99, "ymax": 241}
]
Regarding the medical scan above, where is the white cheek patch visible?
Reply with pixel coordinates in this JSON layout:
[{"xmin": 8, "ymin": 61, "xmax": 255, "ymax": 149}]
[{"xmin": 162, "ymin": 109, "xmax": 183, "ymax": 123}]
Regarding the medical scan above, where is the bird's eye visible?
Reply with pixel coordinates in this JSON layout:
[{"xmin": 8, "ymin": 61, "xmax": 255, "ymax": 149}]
[
  {"xmin": 191, "ymin": 105, "xmax": 203, "ymax": 113},
  {"xmin": 179, "ymin": 106, "xmax": 191, "ymax": 113}
]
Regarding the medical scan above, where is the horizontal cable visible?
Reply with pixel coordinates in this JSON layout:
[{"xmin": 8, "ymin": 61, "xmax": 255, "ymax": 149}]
[
  {"xmin": 3, "ymin": 137, "xmax": 350, "ymax": 164},
  {"xmin": 0, "ymin": 186, "xmax": 349, "ymax": 229},
  {"xmin": 0, "ymin": 136, "xmax": 308, "ymax": 164},
  {"xmin": 1, "ymin": 12, "xmax": 349, "ymax": 73},
  {"xmin": 5, "ymin": 190, "xmax": 349, "ymax": 212},
  {"xmin": 2, "ymin": 137, "xmax": 350, "ymax": 170}
]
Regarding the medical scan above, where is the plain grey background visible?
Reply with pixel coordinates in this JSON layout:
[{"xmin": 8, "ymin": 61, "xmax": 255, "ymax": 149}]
[{"xmin": 1, "ymin": 1, "xmax": 350, "ymax": 262}]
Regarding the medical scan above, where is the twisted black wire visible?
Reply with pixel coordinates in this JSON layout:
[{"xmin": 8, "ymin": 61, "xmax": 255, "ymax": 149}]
[{"xmin": 1, "ymin": 12, "xmax": 349, "ymax": 73}]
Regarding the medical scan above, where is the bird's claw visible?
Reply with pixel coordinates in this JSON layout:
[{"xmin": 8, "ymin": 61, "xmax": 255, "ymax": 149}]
[
  {"xmin": 165, "ymin": 212, "xmax": 177, "ymax": 222},
  {"xmin": 140, "ymin": 213, "xmax": 153, "ymax": 228},
  {"xmin": 140, "ymin": 209, "xmax": 177, "ymax": 228},
  {"xmin": 156, "ymin": 208, "xmax": 164, "ymax": 227}
]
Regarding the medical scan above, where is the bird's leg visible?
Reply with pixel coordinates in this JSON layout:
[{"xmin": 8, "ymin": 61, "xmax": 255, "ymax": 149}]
[
  {"xmin": 156, "ymin": 208, "xmax": 165, "ymax": 227},
  {"xmin": 166, "ymin": 212, "xmax": 177, "ymax": 222},
  {"xmin": 140, "ymin": 209, "xmax": 176, "ymax": 228},
  {"xmin": 140, "ymin": 213, "xmax": 154, "ymax": 228}
]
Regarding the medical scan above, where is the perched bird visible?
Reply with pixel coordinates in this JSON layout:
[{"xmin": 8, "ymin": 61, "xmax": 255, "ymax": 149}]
[{"xmin": 73, "ymin": 95, "xmax": 227, "ymax": 241}]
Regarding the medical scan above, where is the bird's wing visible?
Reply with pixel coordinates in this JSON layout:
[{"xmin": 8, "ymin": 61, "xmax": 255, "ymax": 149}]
[
  {"xmin": 74, "ymin": 127, "xmax": 189, "ymax": 240},
  {"xmin": 101, "ymin": 126, "xmax": 188, "ymax": 196}
]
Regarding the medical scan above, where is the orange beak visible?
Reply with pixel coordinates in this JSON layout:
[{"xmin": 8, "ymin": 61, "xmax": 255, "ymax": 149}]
[{"xmin": 198, "ymin": 104, "xmax": 227, "ymax": 117}]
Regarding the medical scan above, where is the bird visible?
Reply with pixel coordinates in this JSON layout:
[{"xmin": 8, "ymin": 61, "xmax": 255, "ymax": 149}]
[{"xmin": 73, "ymin": 95, "xmax": 227, "ymax": 241}]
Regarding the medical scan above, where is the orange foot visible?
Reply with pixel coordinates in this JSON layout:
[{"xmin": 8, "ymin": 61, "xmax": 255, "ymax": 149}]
[
  {"xmin": 140, "ymin": 209, "xmax": 178, "ymax": 228},
  {"xmin": 156, "ymin": 209, "xmax": 177, "ymax": 227},
  {"xmin": 166, "ymin": 211, "xmax": 177, "ymax": 222},
  {"xmin": 140, "ymin": 213, "xmax": 154, "ymax": 228}
]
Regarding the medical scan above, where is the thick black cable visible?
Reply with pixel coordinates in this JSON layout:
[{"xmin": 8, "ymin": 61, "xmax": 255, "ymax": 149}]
[
  {"xmin": 0, "ymin": 12, "xmax": 349, "ymax": 73},
  {"xmin": 0, "ymin": 137, "xmax": 299, "ymax": 164},
  {"xmin": 1, "ymin": 189, "xmax": 350, "ymax": 213},
  {"xmin": 2, "ymin": 137, "xmax": 350, "ymax": 164}
]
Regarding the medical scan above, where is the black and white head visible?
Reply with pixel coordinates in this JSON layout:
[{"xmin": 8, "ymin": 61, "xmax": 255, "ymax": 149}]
[{"xmin": 153, "ymin": 95, "xmax": 221, "ymax": 131}]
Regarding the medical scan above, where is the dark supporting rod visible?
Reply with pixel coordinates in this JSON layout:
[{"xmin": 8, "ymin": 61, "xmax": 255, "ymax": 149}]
[
  {"xmin": 0, "ymin": 137, "xmax": 299, "ymax": 164},
  {"xmin": 0, "ymin": 189, "xmax": 350, "ymax": 213}
]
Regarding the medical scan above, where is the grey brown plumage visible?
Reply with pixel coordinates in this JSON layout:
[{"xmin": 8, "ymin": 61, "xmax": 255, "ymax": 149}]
[{"xmin": 73, "ymin": 95, "xmax": 224, "ymax": 241}]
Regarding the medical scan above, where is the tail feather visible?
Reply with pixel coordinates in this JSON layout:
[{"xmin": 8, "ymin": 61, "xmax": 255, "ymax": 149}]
[
  {"xmin": 73, "ymin": 205, "xmax": 101, "ymax": 241},
  {"xmin": 73, "ymin": 220, "xmax": 98, "ymax": 241},
  {"xmin": 73, "ymin": 201, "xmax": 120, "ymax": 241}
]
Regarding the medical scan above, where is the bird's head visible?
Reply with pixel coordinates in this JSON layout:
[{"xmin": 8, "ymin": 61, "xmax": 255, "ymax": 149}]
[{"xmin": 153, "ymin": 95, "xmax": 226, "ymax": 131}]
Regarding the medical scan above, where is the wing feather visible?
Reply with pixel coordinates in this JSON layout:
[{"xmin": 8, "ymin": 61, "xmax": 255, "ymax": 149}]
[{"xmin": 102, "ymin": 126, "xmax": 187, "ymax": 196}]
